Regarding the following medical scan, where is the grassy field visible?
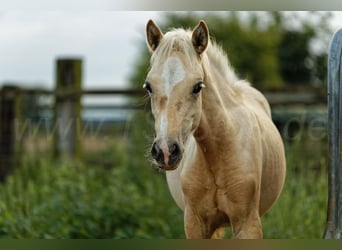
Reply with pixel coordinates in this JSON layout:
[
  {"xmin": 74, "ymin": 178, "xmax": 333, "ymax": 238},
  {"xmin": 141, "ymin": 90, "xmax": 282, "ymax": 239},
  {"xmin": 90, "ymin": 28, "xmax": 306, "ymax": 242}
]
[{"xmin": 0, "ymin": 117, "xmax": 328, "ymax": 238}]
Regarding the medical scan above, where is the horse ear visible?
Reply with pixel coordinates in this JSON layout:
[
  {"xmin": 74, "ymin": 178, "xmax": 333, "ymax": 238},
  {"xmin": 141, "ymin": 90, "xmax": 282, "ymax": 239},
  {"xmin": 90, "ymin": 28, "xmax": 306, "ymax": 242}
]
[
  {"xmin": 192, "ymin": 20, "xmax": 209, "ymax": 55},
  {"xmin": 146, "ymin": 19, "xmax": 163, "ymax": 52}
]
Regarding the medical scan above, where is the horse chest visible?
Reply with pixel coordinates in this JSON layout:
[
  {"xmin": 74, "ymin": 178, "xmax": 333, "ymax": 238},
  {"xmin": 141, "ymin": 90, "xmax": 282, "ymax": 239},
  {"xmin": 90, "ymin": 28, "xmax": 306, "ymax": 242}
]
[
  {"xmin": 166, "ymin": 167, "xmax": 186, "ymax": 210},
  {"xmin": 166, "ymin": 157, "xmax": 219, "ymax": 213}
]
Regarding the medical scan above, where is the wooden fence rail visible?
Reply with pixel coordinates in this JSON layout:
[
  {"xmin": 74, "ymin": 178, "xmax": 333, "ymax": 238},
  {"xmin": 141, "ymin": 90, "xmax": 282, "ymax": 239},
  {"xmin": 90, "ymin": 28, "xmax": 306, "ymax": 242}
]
[
  {"xmin": 0, "ymin": 86, "xmax": 327, "ymax": 180},
  {"xmin": 0, "ymin": 57, "xmax": 328, "ymax": 182},
  {"xmin": 15, "ymin": 88, "xmax": 145, "ymax": 97}
]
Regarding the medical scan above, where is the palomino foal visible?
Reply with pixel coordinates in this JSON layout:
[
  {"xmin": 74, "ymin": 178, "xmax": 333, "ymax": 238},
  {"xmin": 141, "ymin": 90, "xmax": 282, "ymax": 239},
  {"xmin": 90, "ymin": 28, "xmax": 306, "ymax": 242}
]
[{"xmin": 144, "ymin": 19, "xmax": 286, "ymax": 239}]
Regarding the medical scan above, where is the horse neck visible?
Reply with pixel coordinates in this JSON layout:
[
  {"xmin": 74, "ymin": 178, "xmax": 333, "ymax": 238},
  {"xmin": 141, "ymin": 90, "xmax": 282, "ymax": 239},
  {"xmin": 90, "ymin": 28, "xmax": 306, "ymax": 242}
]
[{"xmin": 194, "ymin": 56, "xmax": 238, "ymax": 149}]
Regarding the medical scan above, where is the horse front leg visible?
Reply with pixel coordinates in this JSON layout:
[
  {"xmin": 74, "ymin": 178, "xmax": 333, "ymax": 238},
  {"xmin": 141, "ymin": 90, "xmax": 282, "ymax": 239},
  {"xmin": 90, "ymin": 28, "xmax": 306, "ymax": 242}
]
[
  {"xmin": 217, "ymin": 180, "xmax": 263, "ymax": 239},
  {"xmin": 230, "ymin": 209, "xmax": 263, "ymax": 239},
  {"xmin": 184, "ymin": 206, "xmax": 212, "ymax": 239}
]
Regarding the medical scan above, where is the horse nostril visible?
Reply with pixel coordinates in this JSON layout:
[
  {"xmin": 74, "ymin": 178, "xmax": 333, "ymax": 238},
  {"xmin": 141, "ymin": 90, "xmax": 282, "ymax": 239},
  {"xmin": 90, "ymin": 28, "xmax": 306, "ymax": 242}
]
[
  {"xmin": 168, "ymin": 142, "xmax": 182, "ymax": 165},
  {"xmin": 169, "ymin": 143, "xmax": 180, "ymax": 156},
  {"xmin": 151, "ymin": 142, "xmax": 164, "ymax": 164},
  {"xmin": 151, "ymin": 142, "xmax": 158, "ymax": 158}
]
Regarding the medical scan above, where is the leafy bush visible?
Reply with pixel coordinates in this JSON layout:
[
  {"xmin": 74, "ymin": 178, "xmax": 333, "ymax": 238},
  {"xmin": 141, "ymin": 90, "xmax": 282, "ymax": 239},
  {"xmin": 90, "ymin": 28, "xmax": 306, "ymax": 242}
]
[{"xmin": 0, "ymin": 150, "xmax": 184, "ymax": 238}]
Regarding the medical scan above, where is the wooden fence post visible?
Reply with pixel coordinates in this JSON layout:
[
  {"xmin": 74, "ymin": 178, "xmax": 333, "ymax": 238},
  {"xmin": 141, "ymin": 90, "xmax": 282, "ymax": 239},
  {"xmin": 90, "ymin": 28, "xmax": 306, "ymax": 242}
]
[
  {"xmin": 53, "ymin": 58, "xmax": 82, "ymax": 160},
  {"xmin": 0, "ymin": 85, "xmax": 20, "ymax": 181},
  {"xmin": 324, "ymin": 28, "xmax": 342, "ymax": 239}
]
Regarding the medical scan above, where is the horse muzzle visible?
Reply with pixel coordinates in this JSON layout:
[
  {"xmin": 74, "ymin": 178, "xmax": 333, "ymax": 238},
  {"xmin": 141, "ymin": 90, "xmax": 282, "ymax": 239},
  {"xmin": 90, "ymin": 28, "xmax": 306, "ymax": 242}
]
[{"xmin": 151, "ymin": 139, "xmax": 183, "ymax": 170}]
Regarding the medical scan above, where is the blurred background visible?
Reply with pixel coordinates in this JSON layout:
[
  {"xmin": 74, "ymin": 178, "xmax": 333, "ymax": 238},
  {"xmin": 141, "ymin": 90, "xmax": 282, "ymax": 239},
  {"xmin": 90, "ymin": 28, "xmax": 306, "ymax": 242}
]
[{"xmin": 0, "ymin": 11, "xmax": 340, "ymax": 238}]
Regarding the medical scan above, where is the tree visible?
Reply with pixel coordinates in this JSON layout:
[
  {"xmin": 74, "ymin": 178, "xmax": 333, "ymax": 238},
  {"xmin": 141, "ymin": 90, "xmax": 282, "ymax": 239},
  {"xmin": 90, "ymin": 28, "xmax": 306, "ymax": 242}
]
[{"xmin": 273, "ymin": 12, "xmax": 332, "ymax": 86}]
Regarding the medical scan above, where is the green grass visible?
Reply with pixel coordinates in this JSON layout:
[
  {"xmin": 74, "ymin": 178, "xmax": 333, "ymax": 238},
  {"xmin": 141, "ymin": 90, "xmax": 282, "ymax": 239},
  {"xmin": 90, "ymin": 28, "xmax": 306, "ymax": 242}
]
[
  {"xmin": 263, "ymin": 167, "xmax": 327, "ymax": 238},
  {"xmin": 0, "ymin": 127, "xmax": 328, "ymax": 239},
  {"xmin": 0, "ymin": 156, "xmax": 184, "ymax": 239}
]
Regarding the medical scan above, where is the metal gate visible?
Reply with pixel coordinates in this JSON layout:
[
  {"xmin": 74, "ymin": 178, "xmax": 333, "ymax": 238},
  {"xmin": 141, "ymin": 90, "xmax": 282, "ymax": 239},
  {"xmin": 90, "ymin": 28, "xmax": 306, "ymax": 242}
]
[{"xmin": 324, "ymin": 28, "xmax": 342, "ymax": 239}]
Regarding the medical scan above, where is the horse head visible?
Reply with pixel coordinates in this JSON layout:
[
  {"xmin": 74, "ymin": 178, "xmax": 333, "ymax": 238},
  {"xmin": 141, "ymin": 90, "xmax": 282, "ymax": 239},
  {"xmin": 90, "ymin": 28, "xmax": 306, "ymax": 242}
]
[{"xmin": 144, "ymin": 20, "xmax": 209, "ymax": 170}]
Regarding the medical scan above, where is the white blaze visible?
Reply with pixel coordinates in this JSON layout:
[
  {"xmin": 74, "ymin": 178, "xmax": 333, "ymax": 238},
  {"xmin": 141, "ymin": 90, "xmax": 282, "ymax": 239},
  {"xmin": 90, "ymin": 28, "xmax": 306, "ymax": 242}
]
[
  {"xmin": 160, "ymin": 113, "xmax": 168, "ymax": 139},
  {"xmin": 158, "ymin": 56, "xmax": 186, "ymax": 142},
  {"xmin": 162, "ymin": 56, "xmax": 185, "ymax": 96}
]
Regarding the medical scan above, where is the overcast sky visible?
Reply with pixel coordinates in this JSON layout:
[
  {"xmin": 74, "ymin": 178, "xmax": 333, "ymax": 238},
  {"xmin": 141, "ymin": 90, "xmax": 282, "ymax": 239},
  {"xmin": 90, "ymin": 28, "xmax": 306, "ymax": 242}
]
[
  {"xmin": 0, "ymin": 11, "xmax": 161, "ymax": 89},
  {"xmin": 0, "ymin": 11, "xmax": 342, "ymax": 90}
]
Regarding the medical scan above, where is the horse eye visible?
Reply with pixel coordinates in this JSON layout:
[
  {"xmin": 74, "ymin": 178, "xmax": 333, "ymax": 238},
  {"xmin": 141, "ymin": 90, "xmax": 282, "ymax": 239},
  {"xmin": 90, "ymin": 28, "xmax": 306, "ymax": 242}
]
[
  {"xmin": 192, "ymin": 82, "xmax": 205, "ymax": 94},
  {"xmin": 143, "ymin": 81, "xmax": 153, "ymax": 94}
]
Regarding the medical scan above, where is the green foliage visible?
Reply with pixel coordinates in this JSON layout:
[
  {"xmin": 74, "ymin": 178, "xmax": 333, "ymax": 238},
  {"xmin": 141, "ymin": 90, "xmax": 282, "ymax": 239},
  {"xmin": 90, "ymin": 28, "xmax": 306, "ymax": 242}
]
[
  {"xmin": 263, "ymin": 167, "xmax": 327, "ymax": 239},
  {"xmin": 0, "ymin": 141, "xmax": 184, "ymax": 239},
  {"xmin": 278, "ymin": 29, "xmax": 314, "ymax": 84},
  {"xmin": 206, "ymin": 13, "xmax": 283, "ymax": 87},
  {"xmin": 275, "ymin": 12, "xmax": 332, "ymax": 86}
]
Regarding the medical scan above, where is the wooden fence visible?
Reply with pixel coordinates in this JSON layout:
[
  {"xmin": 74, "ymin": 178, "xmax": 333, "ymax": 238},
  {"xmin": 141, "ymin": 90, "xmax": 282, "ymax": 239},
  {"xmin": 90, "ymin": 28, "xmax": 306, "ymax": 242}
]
[
  {"xmin": 0, "ymin": 58, "xmax": 327, "ymax": 181},
  {"xmin": 0, "ymin": 86, "xmax": 20, "ymax": 182}
]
